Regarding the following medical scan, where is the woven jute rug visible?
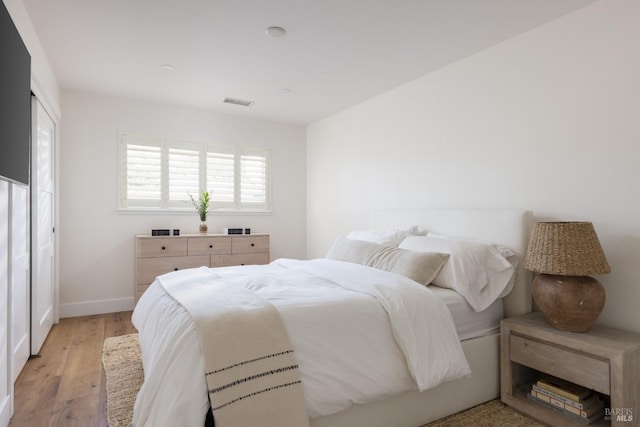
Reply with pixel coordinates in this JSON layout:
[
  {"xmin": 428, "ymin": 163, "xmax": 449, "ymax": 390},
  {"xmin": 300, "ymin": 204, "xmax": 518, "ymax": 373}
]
[
  {"xmin": 424, "ymin": 399, "xmax": 545, "ymax": 426},
  {"xmin": 102, "ymin": 333, "xmax": 144, "ymax": 427},
  {"xmin": 102, "ymin": 333, "xmax": 544, "ymax": 427}
]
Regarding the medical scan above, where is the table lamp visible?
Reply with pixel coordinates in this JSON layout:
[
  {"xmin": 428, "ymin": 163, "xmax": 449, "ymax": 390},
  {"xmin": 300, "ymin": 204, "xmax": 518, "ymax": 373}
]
[{"xmin": 524, "ymin": 222, "xmax": 610, "ymax": 332}]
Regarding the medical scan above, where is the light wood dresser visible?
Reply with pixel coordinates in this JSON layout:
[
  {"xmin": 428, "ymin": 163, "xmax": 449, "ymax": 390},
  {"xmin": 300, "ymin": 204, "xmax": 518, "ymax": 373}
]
[
  {"xmin": 135, "ymin": 233, "xmax": 270, "ymax": 303},
  {"xmin": 501, "ymin": 312, "xmax": 640, "ymax": 427}
]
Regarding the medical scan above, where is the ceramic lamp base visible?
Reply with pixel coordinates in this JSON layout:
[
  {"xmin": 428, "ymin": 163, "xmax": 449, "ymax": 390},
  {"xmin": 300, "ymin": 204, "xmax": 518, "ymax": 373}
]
[{"xmin": 532, "ymin": 273, "xmax": 605, "ymax": 332}]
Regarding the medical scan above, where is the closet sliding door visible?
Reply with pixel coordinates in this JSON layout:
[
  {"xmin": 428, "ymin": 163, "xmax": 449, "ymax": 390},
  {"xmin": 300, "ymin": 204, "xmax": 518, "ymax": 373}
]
[
  {"xmin": 0, "ymin": 180, "xmax": 10, "ymax": 426},
  {"xmin": 31, "ymin": 99, "xmax": 55, "ymax": 355},
  {"xmin": 11, "ymin": 183, "xmax": 29, "ymax": 380}
]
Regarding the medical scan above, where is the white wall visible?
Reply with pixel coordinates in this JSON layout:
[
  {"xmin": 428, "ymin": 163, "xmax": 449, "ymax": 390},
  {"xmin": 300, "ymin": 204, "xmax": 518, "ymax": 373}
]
[
  {"xmin": 59, "ymin": 91, "xmax": 306, "ymax": 317},
  {"xmin": 307, "ymin": 0, "xmax": 640, "ymax": 333}
]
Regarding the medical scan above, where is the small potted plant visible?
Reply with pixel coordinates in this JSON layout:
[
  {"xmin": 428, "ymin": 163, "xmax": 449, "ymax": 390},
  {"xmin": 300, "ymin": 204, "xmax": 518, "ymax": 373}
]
[{"xmin": 188, "ymin": 190, "xmax": 213, "ymax": 234}]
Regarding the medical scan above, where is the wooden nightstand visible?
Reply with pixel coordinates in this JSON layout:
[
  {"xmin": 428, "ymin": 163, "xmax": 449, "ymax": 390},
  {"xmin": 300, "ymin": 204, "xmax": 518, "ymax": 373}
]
[{"xmin": 501, "ymin": 312, "xmax": 640, "ymax": 427}]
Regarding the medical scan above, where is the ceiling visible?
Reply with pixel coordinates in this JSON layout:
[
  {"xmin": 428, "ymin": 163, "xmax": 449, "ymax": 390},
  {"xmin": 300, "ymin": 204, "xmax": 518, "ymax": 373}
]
[{"xmin": 23, "ymin": 0, "xmax": 596, "ymax": 125}]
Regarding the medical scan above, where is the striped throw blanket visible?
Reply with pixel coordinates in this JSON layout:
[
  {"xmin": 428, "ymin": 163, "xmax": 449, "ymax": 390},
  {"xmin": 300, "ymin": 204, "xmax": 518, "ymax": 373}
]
[{"xmin": 157, "ymin": 267, "xmax": 309, "ymax": 427}]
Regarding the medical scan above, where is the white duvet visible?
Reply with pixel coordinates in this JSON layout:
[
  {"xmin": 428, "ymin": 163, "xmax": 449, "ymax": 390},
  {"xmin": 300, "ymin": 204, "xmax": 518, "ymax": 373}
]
[{"xmin": 132, "ymin": 258, "xmax": 471, "ymax": 427}]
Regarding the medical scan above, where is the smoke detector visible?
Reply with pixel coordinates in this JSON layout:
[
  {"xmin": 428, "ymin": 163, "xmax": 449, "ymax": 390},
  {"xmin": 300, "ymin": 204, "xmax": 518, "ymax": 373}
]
[{"xmin": 265, "ymin": 26, "xmax": 286, "ymax": 38}]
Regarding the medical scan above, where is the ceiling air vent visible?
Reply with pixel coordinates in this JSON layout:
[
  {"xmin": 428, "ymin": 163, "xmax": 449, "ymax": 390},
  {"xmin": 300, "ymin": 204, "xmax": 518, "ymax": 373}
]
[{"xmin": 223, "ymin": 97, "xmax": 254, "ymax": 107}]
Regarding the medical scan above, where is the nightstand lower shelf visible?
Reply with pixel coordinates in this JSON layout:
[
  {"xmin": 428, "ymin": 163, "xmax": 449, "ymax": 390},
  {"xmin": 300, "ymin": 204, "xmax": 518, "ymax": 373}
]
[{"xmin": 503, "ymin": 380, "xmax": 609, "ymax": 426}]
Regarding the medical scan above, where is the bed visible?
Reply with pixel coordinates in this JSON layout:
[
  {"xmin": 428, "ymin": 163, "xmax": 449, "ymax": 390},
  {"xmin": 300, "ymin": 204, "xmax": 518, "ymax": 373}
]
[{"xmin": 132, "ymin": 209, "xmax": 533, "ymax": 427}]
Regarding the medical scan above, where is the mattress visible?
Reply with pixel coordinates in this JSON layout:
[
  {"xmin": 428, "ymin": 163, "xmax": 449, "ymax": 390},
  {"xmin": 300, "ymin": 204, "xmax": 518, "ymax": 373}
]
[{"xmin": 429, "ymin": 286, "xmax": 503, "ymax": 341}]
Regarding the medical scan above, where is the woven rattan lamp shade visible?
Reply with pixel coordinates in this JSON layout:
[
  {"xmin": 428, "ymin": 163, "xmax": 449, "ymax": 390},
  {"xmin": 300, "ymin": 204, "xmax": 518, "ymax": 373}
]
[{"xmin": 524, "ymin": 222, "xmax": 610, "ymax": 276}]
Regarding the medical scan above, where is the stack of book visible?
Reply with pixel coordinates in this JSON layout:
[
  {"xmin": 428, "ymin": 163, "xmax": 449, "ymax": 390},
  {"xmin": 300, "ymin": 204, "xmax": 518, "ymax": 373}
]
[{"xmin": 528, "ymin": 376, "xmax": 605, "ymax": 424}]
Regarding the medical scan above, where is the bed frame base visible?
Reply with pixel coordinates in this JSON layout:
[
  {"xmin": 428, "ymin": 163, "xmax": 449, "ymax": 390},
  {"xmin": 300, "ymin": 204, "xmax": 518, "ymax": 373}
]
[{"xmin": 311, "ymin": 333, "xmax": 500, "ymax": 427}]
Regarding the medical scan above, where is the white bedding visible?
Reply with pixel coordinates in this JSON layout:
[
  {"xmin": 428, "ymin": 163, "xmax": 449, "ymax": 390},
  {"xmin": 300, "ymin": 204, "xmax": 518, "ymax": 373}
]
[
  {"xmin": 132, "ymin": 258, "xmax": 471, "ymax": 426},
  {"xmin": 428, "ymin": 286, "xmax": 503, "ymax": 341}
]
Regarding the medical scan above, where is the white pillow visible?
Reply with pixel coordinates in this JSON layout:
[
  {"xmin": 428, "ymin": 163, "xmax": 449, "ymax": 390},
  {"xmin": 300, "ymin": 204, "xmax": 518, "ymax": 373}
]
[
  {"xmin": 326, "ymin": 237, "xmax": 449, "ymax": 286},
  {"xmin": 346, "ymin": 225, "xmax": 419, "ymax": 247},
  {"xmin": 398, "ymin": 233, "xmax": 516, "ymax": 312}
]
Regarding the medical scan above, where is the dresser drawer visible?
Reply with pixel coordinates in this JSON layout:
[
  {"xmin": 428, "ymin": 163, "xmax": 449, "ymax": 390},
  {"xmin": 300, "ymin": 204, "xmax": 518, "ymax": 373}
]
[
  {"xmin": 231, "ymin": 235, "xmax": 269, "ymax": 254},
  {"xmin": 510, "ymin": 334, "xmax": 610, "ymax": 394},
  {"xmin": 211, "ymin": 253, "xmax": 270, "ymax": 267},
  {"xmin": 136, "ymin": 237, "xmax": 187, "ymax": 257},
  {"xmin": 188, "ymin": 236, "xmax": 232, "ymax": 255},
  {"xmin": 136, "ymin": 255, "xmax": 209, "ymax": 284}
]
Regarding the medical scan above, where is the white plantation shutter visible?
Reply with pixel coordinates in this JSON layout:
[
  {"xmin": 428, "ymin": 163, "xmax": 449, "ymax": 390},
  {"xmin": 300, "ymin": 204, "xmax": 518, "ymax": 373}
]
[
  {"xmin": 240, "ymin": 148, "xmax": 269, "ymax": 208},
  {"xmin": 168, "ymin": 141, "xmax": 200, "ymax": 206},
  {"xmin": 207, "ymin": 145, "xmax": 235, "ymax": 209},
  {"xmin": 121, "ymin": 134, "xmax": 162, "ymax": 207},
  {"xmin": 126, "ymin": 144, "xmax": 162, "ymax": 200},
  {"xmin": 119, "ymin": 133, "xmax": 270, "ymax": 211}
]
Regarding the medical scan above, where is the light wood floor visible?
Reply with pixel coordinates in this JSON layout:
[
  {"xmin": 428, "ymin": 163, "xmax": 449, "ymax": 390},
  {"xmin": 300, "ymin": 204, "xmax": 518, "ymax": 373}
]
[{"xmin": 8, "ymin": 311, "xmax": 136, "ymax": 427}]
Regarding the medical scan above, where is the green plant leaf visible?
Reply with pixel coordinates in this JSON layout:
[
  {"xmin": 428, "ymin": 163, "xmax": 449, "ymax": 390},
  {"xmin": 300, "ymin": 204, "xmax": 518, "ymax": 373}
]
[{"xmin": 188, "ymin": 190, "xmax": 214, "ymax": 221}]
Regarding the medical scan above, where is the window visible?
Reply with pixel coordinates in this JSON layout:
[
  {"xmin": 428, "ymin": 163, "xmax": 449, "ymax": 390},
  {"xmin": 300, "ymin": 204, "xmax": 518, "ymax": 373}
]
[{"xmin": 119, "ymin": 133, "xmax": 271, "ymax": 212}]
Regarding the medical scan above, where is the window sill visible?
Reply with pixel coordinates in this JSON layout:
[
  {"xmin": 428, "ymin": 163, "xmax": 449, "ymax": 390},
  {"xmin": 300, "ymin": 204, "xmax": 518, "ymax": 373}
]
[{"xmin": 115, "ymin": 208, "xmax": 272, "ymax": 216}]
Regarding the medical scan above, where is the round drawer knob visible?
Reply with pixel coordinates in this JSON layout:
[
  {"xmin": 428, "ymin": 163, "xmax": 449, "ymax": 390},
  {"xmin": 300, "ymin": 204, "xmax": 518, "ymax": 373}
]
[
  {"xmin": 209, "ymin": 245, "xmax": 213, "ymax": 248},
  {"xmin": 174, "ymin": 268, "xmax": 179, "ymax": 271},
  {"xmin": 251, "ymin": 243, "xmax": 255, "ymax": 247},
  {"xmin": 161, "ymin": 246, "xmax": 166, "ymax": 250}
]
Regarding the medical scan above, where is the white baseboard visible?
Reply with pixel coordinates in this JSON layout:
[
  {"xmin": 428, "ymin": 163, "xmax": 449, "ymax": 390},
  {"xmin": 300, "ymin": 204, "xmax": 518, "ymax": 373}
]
[{"xmin": 59, "ymin": 297, "xmax": 135, "ymax": 318}]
